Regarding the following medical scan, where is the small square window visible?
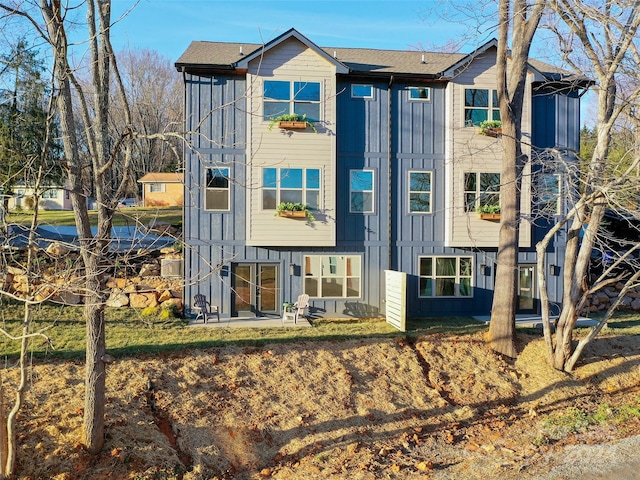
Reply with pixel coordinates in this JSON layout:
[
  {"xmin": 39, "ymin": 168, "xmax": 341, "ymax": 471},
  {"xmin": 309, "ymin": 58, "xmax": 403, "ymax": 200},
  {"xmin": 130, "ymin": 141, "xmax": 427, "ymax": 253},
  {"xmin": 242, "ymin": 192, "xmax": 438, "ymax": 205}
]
[
  {"xmin": 352, "ymin": 84, "xmax": 373, "ymax": 98},
  {"xmin": 409, "ymin": 87, "xmax": 430, "ymax": 101}
]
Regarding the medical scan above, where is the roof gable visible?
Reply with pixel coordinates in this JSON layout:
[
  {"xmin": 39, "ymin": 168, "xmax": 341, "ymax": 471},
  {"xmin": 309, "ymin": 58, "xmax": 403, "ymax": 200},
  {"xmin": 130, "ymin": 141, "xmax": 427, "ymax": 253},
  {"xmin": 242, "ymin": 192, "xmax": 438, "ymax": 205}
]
[
  {"xmin": 236, "ymin": 28, "xmax": 349, "ymax": 74},
  {"xmin": 138, "ymin": 172, "xmax": 184, "ymax": 183}
]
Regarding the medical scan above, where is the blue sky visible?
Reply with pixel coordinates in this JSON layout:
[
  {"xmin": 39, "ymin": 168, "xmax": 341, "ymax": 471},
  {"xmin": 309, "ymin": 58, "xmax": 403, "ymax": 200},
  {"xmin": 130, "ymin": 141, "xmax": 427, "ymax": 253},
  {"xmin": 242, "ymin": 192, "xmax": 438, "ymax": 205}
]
[{"xmin": 110, "ymin": 0, "xmax": 479, "ymax": 62}]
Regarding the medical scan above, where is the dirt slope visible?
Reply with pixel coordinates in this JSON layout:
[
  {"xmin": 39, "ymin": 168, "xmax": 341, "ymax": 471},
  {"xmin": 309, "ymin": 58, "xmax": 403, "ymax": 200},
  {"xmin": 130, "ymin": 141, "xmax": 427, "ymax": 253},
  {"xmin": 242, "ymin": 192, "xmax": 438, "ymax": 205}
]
[{"xmin": 8, "ymin": 331, "xmax": 640, "ymax": 479}]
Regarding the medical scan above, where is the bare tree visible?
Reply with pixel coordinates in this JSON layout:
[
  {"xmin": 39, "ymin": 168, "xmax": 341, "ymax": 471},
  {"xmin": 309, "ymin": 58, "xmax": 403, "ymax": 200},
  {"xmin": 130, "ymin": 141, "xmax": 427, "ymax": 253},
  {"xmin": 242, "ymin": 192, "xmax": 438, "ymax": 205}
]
[
  {"xmin": 0, "ymin": 0, "xmax": 138, "ymax": 454},
  {"xmin": 488, "ymin": 0, "xmax": 545, "ymax": 358},
  {"xmin": 537, "ymin": 0, "xmax": 640, "ymax": 371}
]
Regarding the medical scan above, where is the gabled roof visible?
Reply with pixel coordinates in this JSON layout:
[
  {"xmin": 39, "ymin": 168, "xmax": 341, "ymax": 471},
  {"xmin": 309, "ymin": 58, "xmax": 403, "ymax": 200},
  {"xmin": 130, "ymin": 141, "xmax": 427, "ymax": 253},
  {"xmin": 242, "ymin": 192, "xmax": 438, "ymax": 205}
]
[
  {"xmin": 175, "ymin": 29, "xmax": 587, "ymax": 84},
  {"xmin": 235, "ymin": 28, "xmax": 348, "ymax": 74},
  {"xmin": 138, "ymin": 172, "xmax": 184, "ymax": 184}
]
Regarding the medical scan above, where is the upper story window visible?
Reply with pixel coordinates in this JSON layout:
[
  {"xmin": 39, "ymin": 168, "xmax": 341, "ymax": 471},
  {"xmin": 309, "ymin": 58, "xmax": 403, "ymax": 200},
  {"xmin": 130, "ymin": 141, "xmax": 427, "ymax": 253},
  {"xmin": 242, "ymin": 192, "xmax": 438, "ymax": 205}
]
[
  {"xmin": 409, "ymin": 171, "xmax": 432, "ymax": 213},
  {"xmin": 464, "ymin": 89, "xmax": 500, "ymax": 126},
  {"xmin": 409, "ymin": 87, "xmax": 430, "ymax": 101},
  {"xmin": 205, "ymin": 167, "xmax": 230, "ymax": 211},
  {"xmin": 352, "ymin": 84, "xmax": 373, "ymax": 98},
  {"xmin": 464, "ymin": 172, "xmax": 500, "ymax": 212},
  {"xmin": 262, "ymin": 167, "xmax": 320, "ymax": 210},
  {"xmin": 419, "ymin": 256, "xmax": 473, "ymax": 298},
  {"xmin": 350, "ymin": 170, "xmax": 375, "ymax": 213},
  {"xmin": 538, "ymin": 173, "xmax": 561, "ymax": 215},
  {"xmin": 149, "ymin": 183, "xmax": 165, "ymax": 193},
  {"xmin": 263, "ymin": 80, "xmax": 321, "ymax": 122}
]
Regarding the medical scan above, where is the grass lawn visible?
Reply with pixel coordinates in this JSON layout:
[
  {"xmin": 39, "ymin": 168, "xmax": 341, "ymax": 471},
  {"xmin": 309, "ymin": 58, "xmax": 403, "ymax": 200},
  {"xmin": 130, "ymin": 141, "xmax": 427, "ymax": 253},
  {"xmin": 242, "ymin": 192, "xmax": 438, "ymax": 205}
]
[
  {"xmin": 0, "ymin": 302, "xmax": 490, "ymax": 359},
  {"xmin": 1, "ymin": 301, "xmax": 638, "ymax": 360},
  {"xmin": 7, "ymin": 206, "xmax": 182, "ymax": 228}
]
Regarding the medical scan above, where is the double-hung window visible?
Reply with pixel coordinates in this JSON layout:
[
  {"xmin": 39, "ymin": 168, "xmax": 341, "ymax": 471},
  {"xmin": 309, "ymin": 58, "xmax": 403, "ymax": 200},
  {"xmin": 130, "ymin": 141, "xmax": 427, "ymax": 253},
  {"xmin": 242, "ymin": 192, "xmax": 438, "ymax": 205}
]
[
  {"xmin": 304, "ymin": 255, "xmax": 361, "ymax": 298},
  {"xmin": 464, "ymin": 88, "xmax": 500, "ymax": 126},
  {"xmin": 409, "ymin": 171, "xmax": 432, "ymax": 213},
  {"xmin": 350, "ymin": 170, "xmax": 374, "ymax": 213},
  {"xmin": 539, "ymin": 173, "xmax": 562, "ymax": 215},
  {"xmin": 262, "ymin": 168, "xmax": 320, "ymax": 210},
  {"xmin": 205, "ymin": 167, "xmax": 230, "ymax": 210},
  {"xmin": 419, "ymin": 256, "xmax": 473, "ymax": 297},
  {"xmin": 263, "ymin": 80, "xmax": 321, "ymax": 121},
  {"xmin": 464, "ymin": 172, "xmax": 501, "ymax": 212}
]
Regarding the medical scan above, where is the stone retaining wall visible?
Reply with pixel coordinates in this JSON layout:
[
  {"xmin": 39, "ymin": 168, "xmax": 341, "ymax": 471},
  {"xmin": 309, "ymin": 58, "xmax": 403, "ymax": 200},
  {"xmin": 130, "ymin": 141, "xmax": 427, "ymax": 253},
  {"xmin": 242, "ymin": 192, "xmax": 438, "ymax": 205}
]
[
  {"xmin": 583, "ymin": 282, "xmax": 640, "ymax": 314},
  {"xmin": 5, "ymin": 243, "xmax": 184, "ymax": 312}
]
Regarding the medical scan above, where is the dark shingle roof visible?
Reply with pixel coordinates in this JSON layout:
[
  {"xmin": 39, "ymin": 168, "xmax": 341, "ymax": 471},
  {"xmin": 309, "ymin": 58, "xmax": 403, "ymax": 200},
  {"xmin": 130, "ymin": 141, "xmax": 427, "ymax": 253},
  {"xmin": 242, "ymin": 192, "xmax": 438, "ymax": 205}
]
[
  {"xmin": 175, "ymin": 40, "xmax": 468, "ymax": 76},
  {"xmin": 175, "ymin": 35, "xmax": 586, "ymax": 84}
]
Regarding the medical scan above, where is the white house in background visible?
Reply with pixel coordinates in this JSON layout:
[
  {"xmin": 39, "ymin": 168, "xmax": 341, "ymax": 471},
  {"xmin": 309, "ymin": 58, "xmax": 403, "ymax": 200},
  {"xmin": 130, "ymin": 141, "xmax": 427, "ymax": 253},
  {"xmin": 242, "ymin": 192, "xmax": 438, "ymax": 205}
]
[{"xmin": 8, "ymin": 183, "xmax": 73, "ymax": 210}]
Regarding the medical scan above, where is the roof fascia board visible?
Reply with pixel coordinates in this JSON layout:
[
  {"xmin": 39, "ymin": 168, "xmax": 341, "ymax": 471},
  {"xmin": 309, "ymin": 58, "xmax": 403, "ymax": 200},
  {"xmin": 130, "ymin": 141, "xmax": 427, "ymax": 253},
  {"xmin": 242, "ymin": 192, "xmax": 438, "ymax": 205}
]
[
  {"xmin": 440, "ymin": 38, "xmax": 499, "ymax": 78},
  {"xmin": 235, "ymin": 28, "xmax": 349, "ymax": 74}
]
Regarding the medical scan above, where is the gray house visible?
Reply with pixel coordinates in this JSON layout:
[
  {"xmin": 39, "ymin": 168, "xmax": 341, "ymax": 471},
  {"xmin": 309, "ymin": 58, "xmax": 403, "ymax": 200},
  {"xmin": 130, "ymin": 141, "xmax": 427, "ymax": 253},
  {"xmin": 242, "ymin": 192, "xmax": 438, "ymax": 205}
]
[{"xmin": 175, "ymin": 28, "xmax": 589, "ymax": 320}]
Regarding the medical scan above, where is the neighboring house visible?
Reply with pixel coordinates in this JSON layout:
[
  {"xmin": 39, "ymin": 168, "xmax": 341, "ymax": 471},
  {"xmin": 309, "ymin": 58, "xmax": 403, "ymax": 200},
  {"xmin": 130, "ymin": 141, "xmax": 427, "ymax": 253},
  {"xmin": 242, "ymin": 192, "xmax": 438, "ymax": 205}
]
[
  {"xmin": 138, "ymin": 172, "xmax": 184, "ymax": 207},
  {"xmin": 8, "ymin": 183, "xmax": 73, "ymax": 211},
  {"xmin": 175, "ymin": 28, "xmax": 590, "ymax": 320}
]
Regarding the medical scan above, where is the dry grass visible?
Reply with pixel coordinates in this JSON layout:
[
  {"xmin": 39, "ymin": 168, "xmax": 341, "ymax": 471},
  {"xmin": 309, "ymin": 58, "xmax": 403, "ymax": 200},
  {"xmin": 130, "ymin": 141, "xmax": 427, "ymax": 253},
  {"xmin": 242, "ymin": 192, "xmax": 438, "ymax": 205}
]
[{"xmin": 4, "ymin": 325, "xmax": 640, "ymax": 479}]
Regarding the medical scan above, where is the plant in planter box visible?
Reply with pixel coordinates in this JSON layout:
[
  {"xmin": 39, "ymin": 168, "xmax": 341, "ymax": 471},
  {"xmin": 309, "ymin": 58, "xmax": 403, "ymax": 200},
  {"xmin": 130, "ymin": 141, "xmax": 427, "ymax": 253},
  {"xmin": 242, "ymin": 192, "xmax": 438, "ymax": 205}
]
[
  {"xmin": 268, "ymin": 113, "xmax": 317, "ymax": 132},
  {"xmin": 476, "ymin": 204, "xmax": 501, "ymax": 219},
  {"xmin": 478, "ymin": 120, "xmax": 502, "ymax": 137},
  {"xmin": 275, "ymin": 202, "xmax": 315, "ymax": 222}
]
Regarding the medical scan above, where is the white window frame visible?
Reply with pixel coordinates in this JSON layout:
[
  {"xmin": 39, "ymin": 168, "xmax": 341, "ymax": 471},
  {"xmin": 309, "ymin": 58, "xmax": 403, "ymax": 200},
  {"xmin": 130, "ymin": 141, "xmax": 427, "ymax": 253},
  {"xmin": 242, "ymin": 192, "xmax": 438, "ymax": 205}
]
[
  {"xmin": 464, "ymin": 88, "xmax": 500, "ymax": 126},
  {"xmin": 351, "ymin": 84, "xmax": 373, "ymax": 99},
  {"xmin": 261, "ymin": 167, "xmax": 321, "ymax": 210},
  {"xmin": 204, "ymin": 167, "xmax": 230, "ymax": 211},
  {"xmin": 263, "ymin": 80, "xmax": 321, "ymax": 121},
  {"xmin": 41, "ymin": 188, "xmax": 58, "ymax": 199},
  {"xmin": 303, "ymin": 254, "xmax": 362, "ymax": 298},
  {"xmin": 538, "ymin": 173, "xmax": 562, "ymax": 215},
  {"xmin": 408, "ymin": 171, "xmax": 432, "ymax": 214},
  {"xmin": 149, "ymin": 183, "xmax": 165, "ymax": 193},
  {"xmin": 463, "ymin": 172, "xmax": 501, "ymax": 213},
  {"xmin": 349, "ymin": 169, "xmax": 375, "ymax": 213},
  {"xmin": 408, "ymin": 86, "xmax": 430, "ymax": 101},
  {"xmin": 418, "ymin": 256, "xmax": 474, "ymax": 298}
]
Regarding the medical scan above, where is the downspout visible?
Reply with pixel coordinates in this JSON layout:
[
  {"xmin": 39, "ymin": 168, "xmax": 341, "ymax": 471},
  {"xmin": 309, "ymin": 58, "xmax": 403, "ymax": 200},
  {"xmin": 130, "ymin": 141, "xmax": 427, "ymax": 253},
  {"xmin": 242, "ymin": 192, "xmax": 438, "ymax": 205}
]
[{"xmin": 387, "ymin": 75, "xmax": 394, "ymax": 272}]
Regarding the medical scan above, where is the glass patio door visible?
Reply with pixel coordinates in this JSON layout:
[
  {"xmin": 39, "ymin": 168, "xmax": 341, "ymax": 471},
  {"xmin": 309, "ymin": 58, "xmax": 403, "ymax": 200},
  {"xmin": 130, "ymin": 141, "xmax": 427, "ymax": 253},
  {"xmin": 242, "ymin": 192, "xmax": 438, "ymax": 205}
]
[{"xmin": 232, "ymin": 263, "xmax": 279, "ymax": 316}]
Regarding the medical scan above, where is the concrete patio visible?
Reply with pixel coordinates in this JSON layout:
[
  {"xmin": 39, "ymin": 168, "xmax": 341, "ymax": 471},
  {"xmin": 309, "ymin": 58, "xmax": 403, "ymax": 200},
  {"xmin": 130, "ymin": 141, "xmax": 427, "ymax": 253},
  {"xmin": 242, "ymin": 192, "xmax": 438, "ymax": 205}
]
[{"xmin": 188, "ymin": 315, "xmax": 312, "ymax": 328}]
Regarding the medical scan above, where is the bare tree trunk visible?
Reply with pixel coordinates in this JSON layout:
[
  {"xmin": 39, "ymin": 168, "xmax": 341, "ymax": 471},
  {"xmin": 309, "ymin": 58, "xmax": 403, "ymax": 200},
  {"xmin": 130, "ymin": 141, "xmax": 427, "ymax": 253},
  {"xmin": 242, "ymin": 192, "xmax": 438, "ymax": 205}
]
[{"xmin": 489, "ymin": 0, "xmax": 544, "ymax": 358}]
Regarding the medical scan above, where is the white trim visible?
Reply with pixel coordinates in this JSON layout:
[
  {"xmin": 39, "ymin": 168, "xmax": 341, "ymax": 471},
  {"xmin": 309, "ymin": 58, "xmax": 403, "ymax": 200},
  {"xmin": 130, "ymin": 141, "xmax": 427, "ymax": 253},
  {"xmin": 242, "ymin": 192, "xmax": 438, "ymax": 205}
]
[
  {"xmin": 349, "ymin": 169, "xmax": 375, "ymax": 214},
  {"xmin": 351, "ymin": 84, "xmax": 373, "ymax": 99},
  {"xmin": 417, "ymin": 255, "xmax": 474, "ymax": 298},
  {"xmin": 407, "ymin": 170, "xmax": 432, "ymax": 214},
  {"xmin": 408, "ymin": 86, "xmax": 431, "ymax": 101}
]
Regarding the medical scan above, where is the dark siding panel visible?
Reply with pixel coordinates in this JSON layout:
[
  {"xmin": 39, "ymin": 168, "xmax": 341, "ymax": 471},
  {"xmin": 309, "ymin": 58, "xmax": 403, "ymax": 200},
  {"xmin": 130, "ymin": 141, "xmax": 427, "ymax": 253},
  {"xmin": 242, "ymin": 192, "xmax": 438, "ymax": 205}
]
[{"xmin": 532, "ymin": 93, "xmax": 557, "ymax": 148}]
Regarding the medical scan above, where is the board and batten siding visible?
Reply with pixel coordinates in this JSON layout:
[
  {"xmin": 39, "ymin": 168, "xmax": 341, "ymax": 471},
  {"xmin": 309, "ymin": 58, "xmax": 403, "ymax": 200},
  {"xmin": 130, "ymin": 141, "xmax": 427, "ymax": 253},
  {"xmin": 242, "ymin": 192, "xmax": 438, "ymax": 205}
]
[
  {"xmin": 245, "ymin": 38, "xmax": 337, "ymax": 247},
  {"xmin": 446, "ymin": 49, "xmax": 532, "ymax": 248},
  {"xmin": 183, "ymin": 74, "xmax": 247, "ymax": 245}
]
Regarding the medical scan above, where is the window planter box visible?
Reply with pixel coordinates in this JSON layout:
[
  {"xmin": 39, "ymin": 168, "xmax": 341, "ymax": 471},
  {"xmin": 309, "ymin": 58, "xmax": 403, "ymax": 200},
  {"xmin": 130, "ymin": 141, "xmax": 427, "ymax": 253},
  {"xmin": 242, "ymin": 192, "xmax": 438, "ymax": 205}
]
[
  {"xmin": 278, "ymin": 210, "xmax": 308, "ymax": 218},
  {"xmin": 479, "ymin": 213, "xmax": 501, "ymax": 220},
  {"xmin": 279, "ymin": 121, "xmax": 309, "ymax": 129},
  {"xmin": 479, "ymin": 127, "xmax": 502, "ymax": 137}
]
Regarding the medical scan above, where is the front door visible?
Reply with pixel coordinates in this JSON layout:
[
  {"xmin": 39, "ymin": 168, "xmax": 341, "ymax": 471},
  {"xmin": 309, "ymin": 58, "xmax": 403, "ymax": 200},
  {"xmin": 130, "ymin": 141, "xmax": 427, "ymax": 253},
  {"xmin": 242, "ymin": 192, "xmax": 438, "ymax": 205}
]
[
  {"xmin": 517, "ymin": 264, "xmax": 537, "ymax": 314},
  {"xmin": 232, "ymin": 263, "xmax": 279, "ymax": 317}
]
